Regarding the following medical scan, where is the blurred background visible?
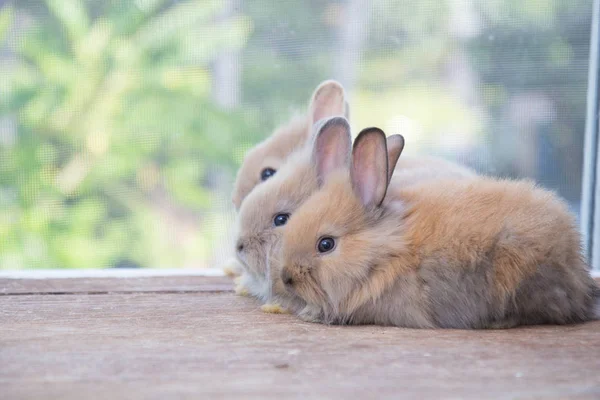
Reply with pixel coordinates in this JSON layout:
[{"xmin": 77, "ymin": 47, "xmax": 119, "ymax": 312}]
[{"xmin": 0, "ymin": 0, "xmax": 592, "ymax": 270}]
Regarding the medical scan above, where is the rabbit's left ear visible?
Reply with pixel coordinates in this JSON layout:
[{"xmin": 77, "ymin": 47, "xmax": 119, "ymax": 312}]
[{"xmin": 351, "ymin": 127, "xmax": 390, "ymax": 209}]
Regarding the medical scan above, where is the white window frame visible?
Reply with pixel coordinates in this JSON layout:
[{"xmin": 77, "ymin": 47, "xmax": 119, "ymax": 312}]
[{"xmin": 581, "ymin": 0, "xmax": 600, "ymax": 272}]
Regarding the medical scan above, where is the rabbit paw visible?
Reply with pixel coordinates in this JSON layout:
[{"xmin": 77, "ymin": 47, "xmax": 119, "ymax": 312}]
[
  {"xmin": 234, "ymin": 282, "xmax": 251, "ymax": 297},
  {"xmin": 297, "ymin": 305, "xmax": 323, "ymax": 323},
  {"xmin": 260, "ymin": 303, "xmax": 289, "ymax": 314},
  {"xmin": 222, "ymin": 257, "xmax": 243, "ymax": 278}
]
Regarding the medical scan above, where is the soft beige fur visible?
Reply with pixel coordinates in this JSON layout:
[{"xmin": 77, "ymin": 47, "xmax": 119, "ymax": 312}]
[{"xmin": 280, "ymin": 126, "xmax": 599, "ymax": 328}]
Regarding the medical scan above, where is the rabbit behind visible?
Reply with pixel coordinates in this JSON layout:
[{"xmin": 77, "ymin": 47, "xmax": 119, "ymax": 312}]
[
  {"xmin": 231, "ymin": 80, "xmax": 348, "ymax": 211},
  {"xmin": 280, "ymin": 127, "xmax": 599, "ymax": 328}
]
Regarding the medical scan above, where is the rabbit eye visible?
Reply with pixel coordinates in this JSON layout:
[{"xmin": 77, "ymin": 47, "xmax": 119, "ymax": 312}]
[
  {"xmin": 273, "ymin": 213, "xmax": 290, "ymax": 227},
  {"xmin": 260, "ymin": 167, "xmax": 276, "ymax": 181},
  {"xmin": 317, "ymin": 237, "xmax": 335, "ymax": 253}
]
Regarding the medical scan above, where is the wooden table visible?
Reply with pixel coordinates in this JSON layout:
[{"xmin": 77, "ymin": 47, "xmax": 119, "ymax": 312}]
[{"xmin": 1, "ymin": 275, "xmax": 599, "ymax": 399}]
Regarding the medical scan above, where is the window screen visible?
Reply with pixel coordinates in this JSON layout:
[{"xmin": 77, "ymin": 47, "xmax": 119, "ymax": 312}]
[{"xmin": 0, "ymin": 0, "xmax": 593, "ymax": 270}]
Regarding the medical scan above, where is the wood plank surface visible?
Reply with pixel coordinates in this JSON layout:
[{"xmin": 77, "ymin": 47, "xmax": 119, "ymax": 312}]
[
  {"xmin": 0, "ymin": 276, "xmax": 233, "ymax": 295},
  {"xmin": 1, "ymin": 278, "xmax": 600, "ymax": 400}
]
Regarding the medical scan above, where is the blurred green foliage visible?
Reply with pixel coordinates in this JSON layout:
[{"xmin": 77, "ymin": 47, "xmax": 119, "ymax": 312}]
[{"xmin": 0, "ymin": 0, "xmax": 257, "ymax": 269}]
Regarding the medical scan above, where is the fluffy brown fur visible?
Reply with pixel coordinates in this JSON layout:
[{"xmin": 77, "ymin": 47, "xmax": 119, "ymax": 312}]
[
  {"xmin": 234, "ymin": 117, "xmax": 479, "ymax": 318},
  {"xmin": 231, "ymin": 115, "xmax": 309, "ymax": 212},
  {"xmin": 281, "ymin": 128, "xmax": 599, "ymax": 328}
]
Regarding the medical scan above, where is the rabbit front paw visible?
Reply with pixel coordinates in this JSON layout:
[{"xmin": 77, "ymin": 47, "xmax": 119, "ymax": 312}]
[
  {"xmin": 297, "ymin": 305, "xmax": 323, "ymax": 323},
  {"xmin": 234, "ymin": 278, "xmax": 251, "ymax": 297},
  {"xmin": 260, "ymin": 303, "xmax": 289, "ymax": 314},
  {"xmin": 222, "ymin": 257, "xmax": 243, "ymax": 278}
]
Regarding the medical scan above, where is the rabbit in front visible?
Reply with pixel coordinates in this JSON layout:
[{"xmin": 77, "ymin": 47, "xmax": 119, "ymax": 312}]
[{"xmin": 279, "ymin": 124, "xmax": 600, "ymax": 328}]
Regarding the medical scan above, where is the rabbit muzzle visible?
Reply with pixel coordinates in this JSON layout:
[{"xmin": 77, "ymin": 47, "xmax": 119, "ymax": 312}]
[{"xmin": 281, "ymin": 266, "xmax": 295, "ymax": 288}]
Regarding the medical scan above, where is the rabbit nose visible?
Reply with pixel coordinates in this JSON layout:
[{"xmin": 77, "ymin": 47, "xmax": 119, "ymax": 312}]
[
  {"xmin": 236, "ymin": 239, "xmax": 245, "ymax": 253},
  {"xmin": 281, "ymin": 268, "xmax": 294, "ymax": 287}
]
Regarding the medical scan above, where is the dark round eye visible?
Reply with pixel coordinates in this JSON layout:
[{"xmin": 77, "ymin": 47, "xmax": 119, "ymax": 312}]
[
  {"xmin": 317, "ymin": 237, "xmax": 335, "ymax": 253},
  {"xmin": 273, "ymin": 213, "xmax": 290, "ymax": 227},
  {"xmin": 260, "ymin": 167, "xmax": 276, "ymax": 181}
]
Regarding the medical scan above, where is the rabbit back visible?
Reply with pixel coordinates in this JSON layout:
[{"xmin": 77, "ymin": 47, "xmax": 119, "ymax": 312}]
[{"xmin": 397, "ymin": 178, "xmax": 597, "ymax": 328}]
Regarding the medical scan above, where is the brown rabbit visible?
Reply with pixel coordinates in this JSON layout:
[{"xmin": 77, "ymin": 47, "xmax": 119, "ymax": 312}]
[
  {"xmin": 280, "ymin": 126, "xmax": 600, "ymax": 328},
  {"xmin": 231, "ymin": 80, "xmax": 348, "ymax": 211},
  {"xmin": 224, "ymin": 80, "xmax": 348, "ymax": 279}
]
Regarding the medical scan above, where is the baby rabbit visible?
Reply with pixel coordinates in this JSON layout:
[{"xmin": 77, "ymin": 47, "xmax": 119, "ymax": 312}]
[
  {"xmin": 232, "ymin": 80, "xmax": 348, "ymax": 210},
  {"xmin": 224, "ymin": 80, "xmax": 348, "ymax": 278},
  {"xmin": 280, "ymin": 126, "xmax": 600, "ymax": 328},
  {"xmin": 235, "ymin": 117, "xmax": 405, "ymax": 316}
]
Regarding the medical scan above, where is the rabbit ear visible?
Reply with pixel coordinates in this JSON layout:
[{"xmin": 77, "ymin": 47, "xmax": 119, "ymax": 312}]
[
  {"xmin": 385, "ymin": 134, "xmax": 405, "ymax": 183},
  {"xmin": 351, "ymin": 127, "xmax": 389, "ymax": 208},
  {"xmin": 308, "ymin": 80, "xmax": 347, "ymax": 134},
  {"xmin": 312, "ymin": 117, "xmax": 352, "ymax": 186}
]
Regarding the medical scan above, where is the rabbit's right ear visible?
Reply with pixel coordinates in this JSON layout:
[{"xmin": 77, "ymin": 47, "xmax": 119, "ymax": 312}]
[
  {"xmin": 385, "ymin": 134, "xmax": 405, "ymax": 183},
  {"xmin": 312, "ymin": 117, "xmax": 352, "ymax": 186},
  {"xmin": 308, "ymin": 80, "xmax": 347, "ymax": 135},
  {"xmin": 351, "ymin": 127, "xmax": 389, "ymax": 209}
]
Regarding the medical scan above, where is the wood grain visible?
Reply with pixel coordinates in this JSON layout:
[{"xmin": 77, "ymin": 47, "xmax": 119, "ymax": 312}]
[
  {"xmin": 0, "ymin": 276, "xmax": 233, "ymax": 295},
  {"xmin": 1, "ymin": 277, "xmax": 600, "ymax": 400}
]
